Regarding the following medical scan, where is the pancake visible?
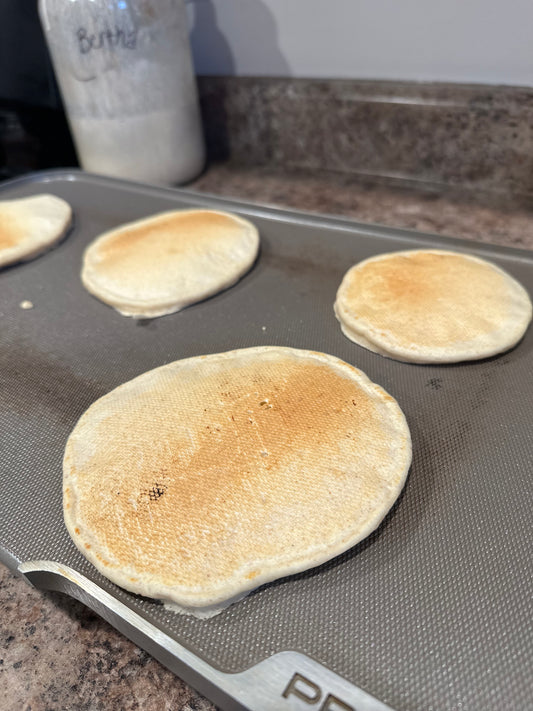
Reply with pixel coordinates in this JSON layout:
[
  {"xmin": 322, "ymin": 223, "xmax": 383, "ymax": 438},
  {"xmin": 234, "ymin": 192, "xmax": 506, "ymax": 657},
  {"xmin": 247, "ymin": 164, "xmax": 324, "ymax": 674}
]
[
  {"xmin": 81, "ymin": 209, "xmax": 259, "ymax": 318},
  {"xmin": 334, "ymin": 249, "xmax": 532, "ymax": 363},
  {"xmin": 0, "ymin": 194, "xmax": 72, "ymax": 268},
  {"xmin": 63, "ymin": 346, "xmax": 411, "ymax": 614}
]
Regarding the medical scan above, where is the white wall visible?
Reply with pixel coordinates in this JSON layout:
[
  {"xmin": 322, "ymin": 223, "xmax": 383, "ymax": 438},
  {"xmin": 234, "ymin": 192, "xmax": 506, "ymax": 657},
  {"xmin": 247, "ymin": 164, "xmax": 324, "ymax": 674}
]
[{"xmin": 188, "ymin": 0, "xmax": 533, "ymax": 85}]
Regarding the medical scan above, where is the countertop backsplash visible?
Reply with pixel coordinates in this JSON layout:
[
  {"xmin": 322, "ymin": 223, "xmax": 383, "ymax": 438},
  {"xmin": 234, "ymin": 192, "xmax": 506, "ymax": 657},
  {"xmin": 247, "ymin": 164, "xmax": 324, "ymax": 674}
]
[{"xmin": 198, "ymin": 77, "xmax": 533, "ymax": 200}]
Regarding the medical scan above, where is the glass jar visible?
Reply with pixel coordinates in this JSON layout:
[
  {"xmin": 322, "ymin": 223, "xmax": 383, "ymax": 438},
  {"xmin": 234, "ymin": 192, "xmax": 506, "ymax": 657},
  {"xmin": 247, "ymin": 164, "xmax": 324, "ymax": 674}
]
[{"xmin": 38, "ymin": 0, "xmax": 205, "ymax": 185}]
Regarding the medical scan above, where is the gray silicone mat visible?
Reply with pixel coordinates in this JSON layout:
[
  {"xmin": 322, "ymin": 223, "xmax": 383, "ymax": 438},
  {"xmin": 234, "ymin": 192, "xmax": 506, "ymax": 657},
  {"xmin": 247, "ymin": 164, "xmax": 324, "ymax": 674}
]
[{"xmin": 1, "ymin": 171, "xmax": 532, "ymax": 711}]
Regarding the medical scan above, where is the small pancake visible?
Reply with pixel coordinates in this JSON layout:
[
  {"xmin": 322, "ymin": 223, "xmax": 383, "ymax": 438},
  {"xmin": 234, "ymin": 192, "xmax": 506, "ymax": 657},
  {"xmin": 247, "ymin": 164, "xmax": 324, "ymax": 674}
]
[
  {"xmin": 334, "ymin": 249, "xmax": 532, "ymax": 363},
  {"xmin": 81, "ymin": 209, "xmax": 259, "ymax": 318},
  {"xmin": 63, "ymin": 347, "xmax": 411, "ymax": 612},
  {"xmin": 0, "ymin": 194, "xmax": 72, "ymax": 268}
]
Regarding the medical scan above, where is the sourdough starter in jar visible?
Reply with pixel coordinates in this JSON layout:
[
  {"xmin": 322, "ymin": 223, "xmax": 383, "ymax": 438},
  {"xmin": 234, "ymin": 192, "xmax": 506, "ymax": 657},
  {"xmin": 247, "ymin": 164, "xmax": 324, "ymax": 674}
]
[{"xmin": 38, "ymin": 0, "xmax": 205, "ymax": 185}]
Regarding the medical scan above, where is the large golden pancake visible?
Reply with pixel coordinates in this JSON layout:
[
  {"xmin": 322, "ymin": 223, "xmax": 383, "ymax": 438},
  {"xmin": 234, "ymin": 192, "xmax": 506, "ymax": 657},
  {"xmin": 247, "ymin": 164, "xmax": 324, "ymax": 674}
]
[
  {"xmin": 0, "ymin": 194, "xmax": 72, "ymax": 268},
  {"xmin": 63, "ymin": 347, "xmax": 411, "ymax": 613},
  {"xmin": 334, "ymin": 249, "xmax": 532, "ymax": 363},
  {"xmin": 81, "ymin": 209, "xmax": 259, "ymax": 318}
]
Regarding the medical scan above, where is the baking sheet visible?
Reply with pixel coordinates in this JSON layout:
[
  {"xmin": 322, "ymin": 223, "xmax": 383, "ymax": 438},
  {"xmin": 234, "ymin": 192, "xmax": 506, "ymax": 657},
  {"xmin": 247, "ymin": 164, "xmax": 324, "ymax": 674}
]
[{"xmin": 1, "ymin": 170, "xmax": 532, "ymax": 711}]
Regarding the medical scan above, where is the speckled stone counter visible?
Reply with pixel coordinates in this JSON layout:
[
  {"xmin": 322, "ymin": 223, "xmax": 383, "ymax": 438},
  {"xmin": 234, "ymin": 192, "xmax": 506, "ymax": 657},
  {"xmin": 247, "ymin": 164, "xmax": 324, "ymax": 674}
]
[
  {"xmin": 191, "ymin": 163, "xmax": 533, "ymax": 250},
  {"xmin": 1, "ymin": 163, "xmax": 532, "ymax": 711}
]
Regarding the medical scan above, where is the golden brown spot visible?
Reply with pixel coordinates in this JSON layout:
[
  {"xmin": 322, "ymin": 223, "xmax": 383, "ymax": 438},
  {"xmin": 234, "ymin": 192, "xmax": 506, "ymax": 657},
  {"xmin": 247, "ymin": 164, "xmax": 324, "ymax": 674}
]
[
  {"xmin": 74, "ymin": 527, "xmax": 80, "ymax": 535},
  {"xmin": 0, "ymin": 215, "xmax": 19, "ymax": 250},
  {"xmin": 344, "ymin": 252, "xmax": 509, "ymax": 347},
  {"xmin": 347, "ymin": 253, "xmax": 453, "ymax": 308},
  {"xmin": 96, "ymin": 210, "xmax": 242, "ymax": 265}
]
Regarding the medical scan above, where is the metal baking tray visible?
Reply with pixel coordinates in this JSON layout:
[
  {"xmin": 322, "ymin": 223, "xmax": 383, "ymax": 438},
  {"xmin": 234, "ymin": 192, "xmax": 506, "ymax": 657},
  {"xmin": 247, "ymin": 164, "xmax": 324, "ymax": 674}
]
[{"xmin": 1, "ymin": 170, "xmax": 532, "ymax": 711}]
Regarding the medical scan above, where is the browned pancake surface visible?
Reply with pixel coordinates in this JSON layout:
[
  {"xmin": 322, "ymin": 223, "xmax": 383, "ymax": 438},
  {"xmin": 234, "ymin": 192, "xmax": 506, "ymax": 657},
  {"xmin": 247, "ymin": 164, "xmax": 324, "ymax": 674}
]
[
  {"xmin": 81, "ymin": 209, "xmax": 260, "ymax": 317},
  {"xmin": 64, "ymin": 348, "xmax": 411, "ymax": 605},
  {"xmin": 335, "ymin": 250, "xmax": 532, "ymax": 362}
]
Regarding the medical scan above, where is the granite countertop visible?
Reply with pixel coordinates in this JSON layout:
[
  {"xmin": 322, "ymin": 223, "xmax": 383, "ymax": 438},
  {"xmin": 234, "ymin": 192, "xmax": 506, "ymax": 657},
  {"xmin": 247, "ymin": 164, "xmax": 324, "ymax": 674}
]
[{"xmin": 1, "ymin": 163, "xmax": 532, "ymax": 711}]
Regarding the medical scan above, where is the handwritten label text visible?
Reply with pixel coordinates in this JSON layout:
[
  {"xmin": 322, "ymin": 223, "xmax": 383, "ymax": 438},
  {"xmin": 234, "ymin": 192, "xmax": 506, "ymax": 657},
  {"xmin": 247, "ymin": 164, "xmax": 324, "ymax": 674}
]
[{"xmin": 77, "ymin": 26, "xmax": 137, "ymax": 54}]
